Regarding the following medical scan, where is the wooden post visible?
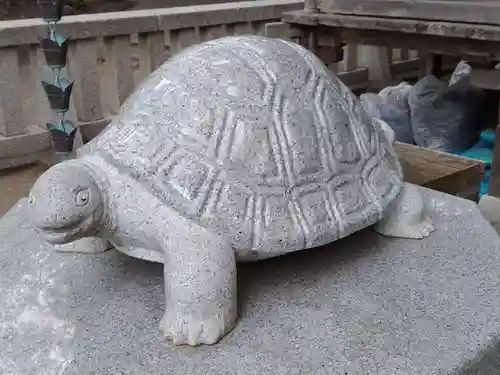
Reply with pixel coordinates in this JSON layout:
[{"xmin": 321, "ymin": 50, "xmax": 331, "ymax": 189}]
[
  {"xmin": 304, "ymin": 0, "xmax": 317, "ymax": 13},
  {"xmin": 344, "ymin": 44, "xmax": 358, "ymax": 72},
  {"xmin": 431, "ymin": 54, "xmax": 443, "ymax": 78},
  {"xmin": 357, "ymin": 45, "xmax": 392, "ymax": 90},
  {"xmin": 299, "ymin": 27, "xmax": 319, "ymax": 55},
  {"xmin": 488, "ymin": 124, "xmax": 500, "ymax": 197}
]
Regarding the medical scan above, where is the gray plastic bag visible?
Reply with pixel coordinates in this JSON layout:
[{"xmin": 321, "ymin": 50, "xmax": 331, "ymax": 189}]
[
  {"xmin": 360, "ymin": 93, "xmax": 414, "ymax": 144},
  {"xmin": 408, "ymin": 73, "xmax": 485, "ymax": 152}
]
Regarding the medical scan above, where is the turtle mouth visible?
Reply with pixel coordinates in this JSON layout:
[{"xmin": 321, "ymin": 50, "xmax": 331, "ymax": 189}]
[
  {"xmin": 38, "ymin": 222, "xmax": 84, "ymax": 244},
  {"xmin": 36, "ymin": 215, "xmax": 96, "ymax": 244}
]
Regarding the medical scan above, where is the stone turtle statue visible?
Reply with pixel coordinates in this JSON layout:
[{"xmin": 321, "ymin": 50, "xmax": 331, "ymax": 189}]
[{"xmin": 28, "ymin": 35, "xmax": 434, "ymax": 346}]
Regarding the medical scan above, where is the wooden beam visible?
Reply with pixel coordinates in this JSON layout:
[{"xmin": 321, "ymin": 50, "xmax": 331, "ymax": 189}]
[{"xmin": 315, "ymin": 0, "xmax": 500, "ymax": 27}]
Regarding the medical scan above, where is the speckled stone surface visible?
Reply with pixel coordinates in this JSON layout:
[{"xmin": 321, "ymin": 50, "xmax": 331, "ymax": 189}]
[
  {"xmin": 26, "ymin": 35, "xmax": 434, "ymax": 346},
  {"xmin": 2, "ymin": 188, "xmax": 500, "ymax": 374},
  {"xmin": 31, "ymin": 35, "xmax": 407, "ymax": 261}
]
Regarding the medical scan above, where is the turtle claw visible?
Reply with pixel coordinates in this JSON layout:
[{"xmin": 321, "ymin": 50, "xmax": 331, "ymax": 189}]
[
  {"xmin": 393, "ymin": 217, "xmax": 435, "ymax": 239},
  {"xmin": 160, "ymin": 310, "xmax": 229, "ymax": 346},
  {"xmin": 374, "ymin": 182, "xmax": 436, "ymax": 240},
  {"xmin": 421, "ymin": 216, "xmax": 435, "ymax": 236}
]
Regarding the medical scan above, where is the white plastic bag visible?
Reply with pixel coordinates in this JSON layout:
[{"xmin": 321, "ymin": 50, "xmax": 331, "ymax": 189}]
[
  {"xmin": 448, "ymin": 60, "xmax": 472, "ymax": 86},
  {"xmin": 378, "ymin": 82, "xmax": 413, "ymax": 111}
]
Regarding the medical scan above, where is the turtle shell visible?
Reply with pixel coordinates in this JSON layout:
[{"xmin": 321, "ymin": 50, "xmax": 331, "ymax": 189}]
[{"xmin": 82, "ymin": 35, "xmax": 403, "ymax": 259}]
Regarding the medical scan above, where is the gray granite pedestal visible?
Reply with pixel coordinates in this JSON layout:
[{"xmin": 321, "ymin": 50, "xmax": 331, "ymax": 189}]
[{"xmin": 2, "ymin": 188, "xmax": 500, "ymax": 375}]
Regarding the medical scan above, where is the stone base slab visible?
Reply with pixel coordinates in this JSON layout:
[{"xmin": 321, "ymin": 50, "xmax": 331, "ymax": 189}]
[{"xmin": 1, "ymin": 188, "xmax": 500, "ymax": 374}]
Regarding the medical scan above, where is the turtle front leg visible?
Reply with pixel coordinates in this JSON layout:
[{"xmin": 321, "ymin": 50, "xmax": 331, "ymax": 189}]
[
  {"xmin": 374, "ymin": 182, "xmax": 435, "ymax": 239},
  {"xmin": 160, "ymin": 223, "xmax": 237, "ymax": 346},
  {"xmin": 54, "ymin": 237, "xmax": 111, "ymax": 253}
]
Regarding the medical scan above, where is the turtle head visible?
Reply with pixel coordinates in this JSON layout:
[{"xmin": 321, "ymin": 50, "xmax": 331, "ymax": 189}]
[
  {"xmin": 28, "ymin": 160, "xmax": 106, "ymax": 244},
  {"xmin": 375, "ymin": 118, "xmax": 396, "ymax": 145}
]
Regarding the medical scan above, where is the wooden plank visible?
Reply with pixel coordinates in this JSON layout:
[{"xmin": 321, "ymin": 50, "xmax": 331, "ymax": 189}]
[
  {"xmin": 264, "ymin": 22, "xmax": 292, "ymax": 39},
  {"xmin": 455, "ymin": 184, "xmax": 481, "ymax": 202},
  {"xmin": 282, "ymin": 11, "xmax": 500, "ymax": 58},
  {"xmin": 389, "ymin": 59, "xmax": 423, "ymax": 81},
  {"xmin": 282, "ymin": 10, "xmax": 500, "ymax": 42},
  {"xmin": 282, "ymin": 10, "xmax": 319, "ymax": 26},
  {"xmin": 335, "ymin": 28, "xmax": 500, "ymax": 59},
  {"xmin": 316, "ymin": 0, "xmax": 500, "ymax": 27},
  {"xmin": 425, "ymin": 165, "xmax": 483, "ymax": 198},
  {"xmin": 395, "ymin": 142, "xmax": 482, "ymax": 184},
  {"xmin": 255, "ymin": 20, "xmax": 304, "ymax": 39},
  {"xmin": 470, "ymin": 68, "xmax": 500, "ymax": 91},
  {"xmin": 337, "ymin": 67, "xmax": 370, "ymax": 90},
  {"xmin": 396, "ymin": 142, "xmax": 480, "ymax": 169},
  {"xmin": 395, "ymin": 142, "xmax": 484, "ymax": 198}
]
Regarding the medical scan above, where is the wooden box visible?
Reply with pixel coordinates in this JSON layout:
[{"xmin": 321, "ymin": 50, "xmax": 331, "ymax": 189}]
[
  {"xmin": 317, "ymin": 0, "xmax": 500, "ymax": 26},
  {"xmin": 395, "ymin": 142, "xmax": 485, "ymax": 201}
]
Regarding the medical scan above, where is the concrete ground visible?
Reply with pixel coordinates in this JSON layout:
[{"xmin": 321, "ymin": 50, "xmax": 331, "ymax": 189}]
[{"xmin": 0, "ymin": 164, "xmax": 48, "ymax": 216}]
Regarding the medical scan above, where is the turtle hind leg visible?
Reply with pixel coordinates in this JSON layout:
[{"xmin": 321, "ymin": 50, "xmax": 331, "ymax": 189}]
[
  {"xmin": 373, "ymin": 182, "xmax": 435, "ymax": 239},
  {"xmin": 159, "ymin": 222, "xmax": 237, "ymax": 346}
]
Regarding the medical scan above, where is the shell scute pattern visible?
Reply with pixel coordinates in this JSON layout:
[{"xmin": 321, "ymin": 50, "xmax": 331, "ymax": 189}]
[{"xmin": 83, "ymin": 36, "xmax": 402, "ymax": 255}]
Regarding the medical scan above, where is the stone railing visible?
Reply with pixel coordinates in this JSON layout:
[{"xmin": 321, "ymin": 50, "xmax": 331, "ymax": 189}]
[{"xmin": 0, "ymin": 0, "xmax": 423, "ymax": 169}]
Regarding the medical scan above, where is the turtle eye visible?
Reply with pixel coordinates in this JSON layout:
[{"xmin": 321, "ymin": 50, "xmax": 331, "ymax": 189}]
[{"xmin": 75, "ymin": 189, "xmax": 90, "ymax": 207}]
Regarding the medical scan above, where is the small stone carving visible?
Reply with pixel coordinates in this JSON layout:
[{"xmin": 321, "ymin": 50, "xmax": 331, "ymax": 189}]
[{"xmin": 27, "ymin": 35, "xmax": 434, "ymax": 346}]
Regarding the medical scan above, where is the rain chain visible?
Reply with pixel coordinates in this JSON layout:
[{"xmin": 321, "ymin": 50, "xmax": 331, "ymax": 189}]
[{"xmin": 37, "ymin": 0, "xmax": 77, "ymax": 162}]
